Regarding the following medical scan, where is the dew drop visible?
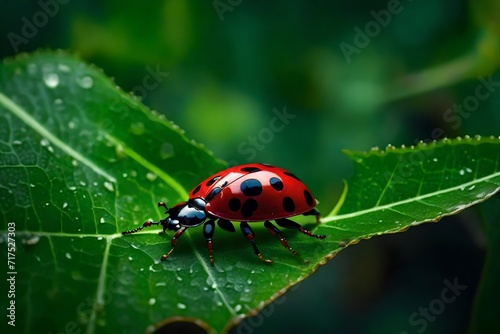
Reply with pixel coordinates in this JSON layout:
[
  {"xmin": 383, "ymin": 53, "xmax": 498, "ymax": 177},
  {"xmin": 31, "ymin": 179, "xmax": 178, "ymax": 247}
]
[
  {"xmin": 77, "ymin": 76, "xmax": 94, "ymax": 89},
  {"xmin": 54, "ymin": 98, "xmax": 63, "ymax": 105},
  {"xmin": 235, "ymin": 304, "xmax": 242, "ymax": 312},
  {"xmin": 58, "ymin": 64, "xmax": 71, "ymax": 72},
  {"xmin": 72, "ymin": 160, "xmax": 78, "ymax": 166},
  {"xmin": 63, "ymin": 202, "xmax": 68, "ymax": 209},
  {"xmin": 68, "ymin": 121, "xmax": 76, "ymax": 129},
  {"xmin": 149, "ymin": 264, "xmax": 162, "ymax": 272},
  {"xmin": 468, "ymin": 185, "xmax": 476, "ymax": 191},
  {"xmin": 100, "ymin": 217, "xmax": 105, "ymax": 224},
  {"xmin": 146, "ymin": 172, "xmax": 157, "ymax": 182},
  {"xmin": 149, "ymin": 298, "xmax": 156, "ymax": 306},
  {"xmin": 156, "ymin": 282, "xmax": 167, "ymax": 287},
  {"xmin": 160, "ymin": 142, "xmax": 174, "ymax": 159},
  {"xmin": 459, "ymin": 169, "xmax": 465, "ymax": 176},
  {"xmin": 466, "ymin": 168, "xmax": 472, "ymax": 173},
  {"xmin": 13, "ymin": 140, "xmax": 22, "ymax": 145},
  {"xmin": 25, "ymin": 235, "xmax": 40, "ymax": 245},
  {"xmin": 130, "ymin": 122, "xmax": 145, "ymax": 135},
  {"xmin": 177, "ymin": 303, "xmax": 186, "ymax": 310},
  {"xmin": 433, "ymin": 158, "xmax": 438, "ymax": 162},
  {"xmin": 103, "ymin": 181, "xmax": 114, "ymax": 192},
  {"xmin": 40, "ymin": 138, "xmax": 50, "ymax": 147},
  {"xmin": 44, "ymin": 73, "xmax": 60, "ymax": 88},
  {"xmin": 66, "ymin": 252, "xmax": 72, "ymax": 259},
  {"xmin": 29, "ymin": 183, "xmax": 35, "ymax": 188},
  {"xmin": 69, "ymin": 186, "xmax": 77, "ymax": 191}
]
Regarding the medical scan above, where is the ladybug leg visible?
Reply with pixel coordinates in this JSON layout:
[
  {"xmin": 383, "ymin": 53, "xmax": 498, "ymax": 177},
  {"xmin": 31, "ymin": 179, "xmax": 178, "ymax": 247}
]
[
  {"xmin": 276, "ymin": 218, "xmax": 326, "ymax": 239},
  {"xmin": 217, "ymin": 219, "xmax": 236, "ymax": 232},
  {"xmin": 264, "ymin": 221, "xmax": 298, "ymax": 255},
  {"xmin": 203, "ymin": 219, "xmax": 216, "ymax": 265},
  {"xmin": 302, "ymin": 208, "xmax": 321, "ymax": 223},
  {"xmin": 161, "ymin": 227, "xmax": 187, "ymax": 261},
  {"xmin": 240, "ymin": 222, "xmax": 272, "ymax": 264}
]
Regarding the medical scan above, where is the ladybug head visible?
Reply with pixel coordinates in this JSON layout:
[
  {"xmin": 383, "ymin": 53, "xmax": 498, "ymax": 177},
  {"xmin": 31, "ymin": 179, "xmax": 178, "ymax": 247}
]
[
  {"xmin": 121, "ymin": 200, "xmax": 207, "ymax": 236},
  {"xmin": 162, "ymin": 198, "xmax": 207, "ymax": 229}
]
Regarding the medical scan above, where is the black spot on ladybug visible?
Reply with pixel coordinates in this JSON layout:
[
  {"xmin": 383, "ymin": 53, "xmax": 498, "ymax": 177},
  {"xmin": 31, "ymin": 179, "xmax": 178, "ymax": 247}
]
[
  {"xmin": 228, "ymin": 198, "xmax": 241, "ymax": 211},
  {"xmin": 241, "ymin": 198, "xmax": 258, "ymax": 218},
  {"xmin": 284, "ymin": 171, "xmax": 300, "ymax": 181},
  {"xmin": 304, "ymin": 190, "xmax": 314, "ymax": 206},
  {"xmin": 240, "ymin": 179, "xmax": 263, "ymax": 196},
  {"xmin": 206, "ymin": 175, "xmax": 221, "ymax": 187},
  {"xmin": 191, "ymin": 184, "xmax": 201, "ymax": 195},
  {"xmin": 240, "ymin": 166, "xmax": 261, "ymax": 173},
  {"xmin": 282, "ymin": 197, "xmax": 295, "ymax": 212},
  {"xmin": 206, "ymin": 187, "xmax": 221, "ymax": 201},
  {"xmin": 190, "ymin": 198, "xmax": 206, "ymax": 210},
  {"xmin": 270, "ymin": 177, "xmax": 284, "ymax": 191}
]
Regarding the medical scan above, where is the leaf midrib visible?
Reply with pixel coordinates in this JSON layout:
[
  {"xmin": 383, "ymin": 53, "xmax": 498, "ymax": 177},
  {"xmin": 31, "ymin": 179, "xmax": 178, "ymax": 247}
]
[
  {"xmin": 0, "ymin": 92, "xmax": 117, "ymax": 183},
  {"xmin": 323, "ymin": 169, "xmax": 500, "ymax": 224}
]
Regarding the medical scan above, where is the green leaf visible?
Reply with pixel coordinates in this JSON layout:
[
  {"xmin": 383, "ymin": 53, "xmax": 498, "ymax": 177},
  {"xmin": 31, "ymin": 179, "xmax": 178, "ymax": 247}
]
[
  {"xmin": 1, "ymin": 52, "xmax": 500, "ymax": 334},
  {"xmin": 321, "ymin": 138, "xmax": 500, "ymax": 238}
]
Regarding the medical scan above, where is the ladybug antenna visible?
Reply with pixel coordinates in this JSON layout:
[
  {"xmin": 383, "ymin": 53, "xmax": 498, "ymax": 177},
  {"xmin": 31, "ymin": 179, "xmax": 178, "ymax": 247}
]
[
  {"xmin": 122, "ymin": 221, "xmax": 159, "ymax": 235},
  {"xmin": 122, "ymin": 202, "xmax": 169, "ymax": 235},
  {"xmin": 158, "ymin": 201, "xmax": 168, "ymax": 212}
]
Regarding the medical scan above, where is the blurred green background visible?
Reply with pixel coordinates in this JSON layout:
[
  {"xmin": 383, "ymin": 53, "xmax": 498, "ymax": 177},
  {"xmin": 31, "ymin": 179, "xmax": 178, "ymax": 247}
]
[{"xmin": 1, "ymin": 0, "xmax": 499, "ymax": 333}]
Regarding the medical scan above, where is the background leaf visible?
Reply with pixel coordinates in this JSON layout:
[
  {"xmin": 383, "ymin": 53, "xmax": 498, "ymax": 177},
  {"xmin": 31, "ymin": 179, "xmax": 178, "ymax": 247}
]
[
  {"xmin": 1, "ymin": 52, "xmax": 499, "ymax": 333},
  {"xmin": 468, "ymin": 194, "xmax": 500, "ymax": 334}
]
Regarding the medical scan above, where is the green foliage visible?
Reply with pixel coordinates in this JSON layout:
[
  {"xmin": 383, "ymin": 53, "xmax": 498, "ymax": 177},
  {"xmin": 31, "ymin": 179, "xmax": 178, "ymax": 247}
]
[{"xmin": 1, "ymin": 52, "xmax": 499, "ymax": 333}]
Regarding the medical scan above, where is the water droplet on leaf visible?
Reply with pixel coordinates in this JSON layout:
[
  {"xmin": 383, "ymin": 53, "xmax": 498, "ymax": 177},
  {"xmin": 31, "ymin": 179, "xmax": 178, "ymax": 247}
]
[
  {"xmin": 44, "ymin": 73, "xmax": 59, "ymax": 88},
  {"xmin": 103, "ymin": 181, "xmax": 114, "ymax": 192},
  {"xmin": 77, "ymin": 76, "xmax": 93, "ymax": 89},
  {"xmin": 25, "ymin": 235, "xmax": 40, "ymax": 245}
]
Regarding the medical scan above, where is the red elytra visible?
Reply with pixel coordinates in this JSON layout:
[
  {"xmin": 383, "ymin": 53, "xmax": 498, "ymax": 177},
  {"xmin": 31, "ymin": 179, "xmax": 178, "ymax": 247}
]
[{"xmin": 122, "ymin": 163, "xmax": 325, "ymax": 264}]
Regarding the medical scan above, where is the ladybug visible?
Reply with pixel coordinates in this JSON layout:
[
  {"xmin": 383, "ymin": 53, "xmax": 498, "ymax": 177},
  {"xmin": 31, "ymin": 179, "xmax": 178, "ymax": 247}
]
[{"xmin": 122, "ymin": 163, "xmax": 325, "ymax": 264}]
